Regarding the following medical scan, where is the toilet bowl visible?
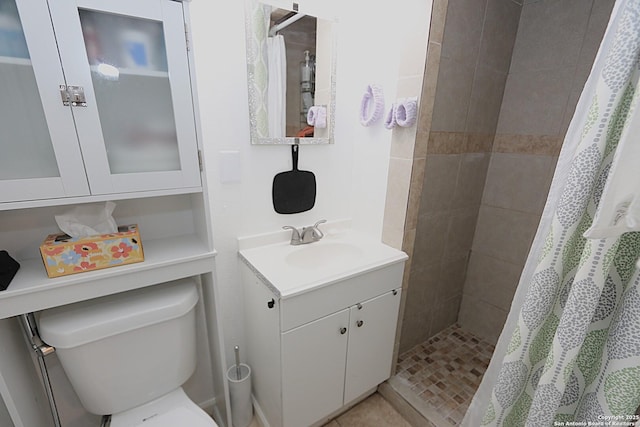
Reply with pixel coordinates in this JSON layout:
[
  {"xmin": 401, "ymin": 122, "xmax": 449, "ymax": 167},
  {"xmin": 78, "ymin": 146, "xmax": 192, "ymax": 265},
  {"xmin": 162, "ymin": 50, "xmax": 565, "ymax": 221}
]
[{"xmin": 39, "ymin": 278, "xmax": 217, "ymax": 427}]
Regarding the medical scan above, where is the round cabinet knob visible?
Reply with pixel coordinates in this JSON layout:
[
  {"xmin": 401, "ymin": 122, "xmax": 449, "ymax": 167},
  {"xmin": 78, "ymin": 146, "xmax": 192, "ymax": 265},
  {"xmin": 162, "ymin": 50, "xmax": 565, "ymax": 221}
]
[
  {"xmin": 340, "ymin": 327, "xmax": 347, "ymax": 335},
  {"xmin": 356, "ymin": 320, "xmax": 364, "ymax": 328}
]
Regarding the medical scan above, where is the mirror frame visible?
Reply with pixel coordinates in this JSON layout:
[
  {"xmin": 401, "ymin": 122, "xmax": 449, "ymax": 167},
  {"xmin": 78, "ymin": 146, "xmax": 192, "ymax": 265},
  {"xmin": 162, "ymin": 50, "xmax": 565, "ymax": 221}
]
[{"xmin": 244, "ymin": 0, "xmax": 337, "ymax": 145}]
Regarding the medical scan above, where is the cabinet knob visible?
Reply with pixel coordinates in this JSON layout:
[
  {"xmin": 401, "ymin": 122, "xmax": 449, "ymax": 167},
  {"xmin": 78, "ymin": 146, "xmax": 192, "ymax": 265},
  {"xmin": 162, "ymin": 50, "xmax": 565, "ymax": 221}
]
[
  {"xmin": 339, "ymin": 327, "xmax": 347, "ymax": 335},
  {"xmin": 267, "ymin": 298, "xmax": 275, "ymax": 309},
  {"xmin": 392, "ymin": 289, "xmax": 398, "ymax": 296},
  {"xmin": 356, "ymin": 320, "xmax": 364, "ymax": 328}
]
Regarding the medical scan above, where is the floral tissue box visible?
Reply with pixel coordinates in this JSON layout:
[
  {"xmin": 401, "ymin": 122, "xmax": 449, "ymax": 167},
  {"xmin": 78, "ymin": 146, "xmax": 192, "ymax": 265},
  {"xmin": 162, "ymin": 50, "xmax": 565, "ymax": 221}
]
[{"xmin": 39, "ymin": 224, "xmax": 144, "ymax": 278}]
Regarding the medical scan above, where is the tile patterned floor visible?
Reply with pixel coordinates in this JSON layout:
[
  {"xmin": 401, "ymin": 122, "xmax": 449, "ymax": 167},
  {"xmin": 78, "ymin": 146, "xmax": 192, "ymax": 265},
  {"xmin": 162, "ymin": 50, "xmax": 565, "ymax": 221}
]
[
  {"xmin": 325, "ymin": 393, "xmax": 412, "ymax": 427},
  {"xmin": 248, "ymin": 393, "xmax": 410, "ymax": 427},
  {"xmin": 393, "ymin": 324, "xmax": 495, "ymax": 425}
]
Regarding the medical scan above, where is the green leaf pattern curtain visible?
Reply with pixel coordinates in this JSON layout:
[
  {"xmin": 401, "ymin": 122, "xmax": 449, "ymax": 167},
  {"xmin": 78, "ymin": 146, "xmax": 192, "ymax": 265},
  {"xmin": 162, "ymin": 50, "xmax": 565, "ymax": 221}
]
[{"xmin": 476, "ymin": 1, "xmax": 640, "ymax": 425}]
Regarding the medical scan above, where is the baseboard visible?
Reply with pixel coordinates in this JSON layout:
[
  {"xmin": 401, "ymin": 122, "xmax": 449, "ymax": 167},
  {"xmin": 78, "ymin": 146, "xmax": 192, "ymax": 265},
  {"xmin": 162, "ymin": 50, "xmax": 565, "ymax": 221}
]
[{"xmin": 252, "ymin": 395, "xmax": 269, "ymax": 427}]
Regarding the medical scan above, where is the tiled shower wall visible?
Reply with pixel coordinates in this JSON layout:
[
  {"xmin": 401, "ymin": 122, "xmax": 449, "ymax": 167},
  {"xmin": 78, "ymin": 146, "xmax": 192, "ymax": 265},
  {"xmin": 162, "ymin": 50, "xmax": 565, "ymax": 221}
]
[
  {"xmin": 458, "ymin": 0, "xmax": 616, "ymax": 343},
  {"xmin": 400, "ymin": 0, "xmax": 521, "ymax": 352}
]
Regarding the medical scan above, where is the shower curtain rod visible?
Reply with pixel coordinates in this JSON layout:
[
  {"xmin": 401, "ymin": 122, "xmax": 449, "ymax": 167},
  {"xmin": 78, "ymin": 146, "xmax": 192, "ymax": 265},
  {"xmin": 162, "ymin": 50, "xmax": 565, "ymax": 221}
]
[{"xmin": 269, "ymin": 12, "xmax": 307, "ymax": 36}]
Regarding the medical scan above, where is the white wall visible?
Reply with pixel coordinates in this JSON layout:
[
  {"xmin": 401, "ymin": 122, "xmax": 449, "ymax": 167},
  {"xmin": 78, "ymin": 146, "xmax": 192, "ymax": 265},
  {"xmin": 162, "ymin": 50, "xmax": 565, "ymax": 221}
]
[{"xmin": 189, "ymin": 0, "xmax": 432, "ymax": 366}]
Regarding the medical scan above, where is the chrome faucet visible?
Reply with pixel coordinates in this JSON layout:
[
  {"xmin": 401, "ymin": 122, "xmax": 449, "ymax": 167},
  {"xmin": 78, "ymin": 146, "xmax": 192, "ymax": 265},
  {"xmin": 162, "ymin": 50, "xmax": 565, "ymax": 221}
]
[{"xmin": 283, "ymin": 220, "xmax": 326, "ymax": 245}]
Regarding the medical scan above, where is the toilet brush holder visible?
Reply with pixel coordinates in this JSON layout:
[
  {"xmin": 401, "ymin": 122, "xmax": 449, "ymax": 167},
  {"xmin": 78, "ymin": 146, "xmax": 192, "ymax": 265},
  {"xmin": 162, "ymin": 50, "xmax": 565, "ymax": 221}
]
[{"xmin": 226, "ymin": 363, "xmax": 252, "ymax": 427}]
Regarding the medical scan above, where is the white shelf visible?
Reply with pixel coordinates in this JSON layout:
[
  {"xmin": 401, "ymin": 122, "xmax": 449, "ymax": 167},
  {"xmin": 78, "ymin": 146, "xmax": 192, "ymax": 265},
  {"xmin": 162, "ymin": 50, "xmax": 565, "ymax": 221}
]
[
  {"xmin": 0, "ymin": 56, "xmax": 31, "ymax": 66},
  {"xmin": 0, "ymin": 186, "xmax": 202, "ymax": 211},
  {"xmin": 90, "ymin": 64, "xmax": 169, "ymax": 78},
  {"xmin": 0, "ymin": 234, "xmax": 216, "ymax": 319}
]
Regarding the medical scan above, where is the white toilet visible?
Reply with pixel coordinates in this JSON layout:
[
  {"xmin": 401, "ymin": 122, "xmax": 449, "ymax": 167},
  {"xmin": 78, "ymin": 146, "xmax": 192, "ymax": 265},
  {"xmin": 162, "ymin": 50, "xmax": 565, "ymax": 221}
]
[{"xmin": 39, "ymin": 278, "xmax": 217, "ymax": 427}]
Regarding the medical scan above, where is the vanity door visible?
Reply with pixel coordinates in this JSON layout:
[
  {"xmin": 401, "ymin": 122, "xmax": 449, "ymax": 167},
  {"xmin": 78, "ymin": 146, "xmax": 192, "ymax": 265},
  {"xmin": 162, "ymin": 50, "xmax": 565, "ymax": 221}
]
[
  {"xmin": 0, "ymin": 0, "xmax": 89, "ymax": 203},
  {"xmin": 281, "ymin": 308, "xmax": 350, "ymax": 427},
  {"xmin": 344, "ymin": 289, "xmax": 402, "ymax": 404},
  {"xmin": 48, "ymin": 0, "xmax": 201, "ymax": 195}
]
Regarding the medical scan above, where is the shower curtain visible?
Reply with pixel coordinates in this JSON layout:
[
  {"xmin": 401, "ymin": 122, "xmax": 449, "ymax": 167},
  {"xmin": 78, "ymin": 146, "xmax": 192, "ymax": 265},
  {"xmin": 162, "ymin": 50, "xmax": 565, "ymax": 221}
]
[
  {"xmin": 247, "ymin": 4, "xmax": 286, "ymax": 138},
  {"xmin": 463, "ymin": 0, "xmax": 640, "ymax": 425},
  {"xmin": 267, "ymin": 34, "xmax": 286, "ymax": 138}
]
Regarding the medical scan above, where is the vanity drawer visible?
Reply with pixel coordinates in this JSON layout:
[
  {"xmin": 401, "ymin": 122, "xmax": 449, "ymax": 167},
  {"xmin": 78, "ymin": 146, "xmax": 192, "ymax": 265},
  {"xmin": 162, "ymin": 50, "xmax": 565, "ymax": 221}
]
[{"xmin": 279, "ymin": 262, "xmax": 404, "ymax": 331}]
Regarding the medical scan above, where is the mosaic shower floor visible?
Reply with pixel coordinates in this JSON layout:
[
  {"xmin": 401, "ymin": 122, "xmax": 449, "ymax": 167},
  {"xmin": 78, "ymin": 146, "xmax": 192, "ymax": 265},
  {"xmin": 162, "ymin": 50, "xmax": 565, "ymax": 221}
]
[{"xmin": 388, "ymin": 324, "xmax": 495, "ymax": 426}]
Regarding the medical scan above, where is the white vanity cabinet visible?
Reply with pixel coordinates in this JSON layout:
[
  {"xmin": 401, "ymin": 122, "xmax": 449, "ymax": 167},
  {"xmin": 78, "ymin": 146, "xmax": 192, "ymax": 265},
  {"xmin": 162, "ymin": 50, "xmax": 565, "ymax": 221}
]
[
  {"xmin": 242, "ymin": 259, "xmax": 404, "ymax": 427},
  {"xmin": 1, "ymin": 0, "xmax": 200, "ymax": 205}
]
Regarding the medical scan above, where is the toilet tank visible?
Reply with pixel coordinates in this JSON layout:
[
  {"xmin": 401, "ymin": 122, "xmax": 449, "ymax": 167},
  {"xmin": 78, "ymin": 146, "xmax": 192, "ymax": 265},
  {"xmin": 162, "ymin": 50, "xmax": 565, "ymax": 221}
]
[{"xmin": 39, "ymin": 278, "xmax": 200, "ymax": 416}]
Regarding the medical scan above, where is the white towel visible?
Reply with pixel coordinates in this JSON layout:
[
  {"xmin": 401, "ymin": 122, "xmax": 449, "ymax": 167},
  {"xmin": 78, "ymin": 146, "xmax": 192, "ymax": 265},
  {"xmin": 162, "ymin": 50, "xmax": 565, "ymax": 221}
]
[
  {"xmin": 307, "ymin": 106, "xmax": 327, "ymax": 128},
  {"xmin": 360, "ymin": 84, "xmax": 385, "ymax": 126},
  {"xmin": 384, "ymin": 103, "xmax": 397, "ymax": 129},
  {"xmin": 584, "ymin": 90, "xmax": 640, "ymax": 239},
  {"xmin": 395, "ymin": 97, "xmax": 418, "ymax": 127}
]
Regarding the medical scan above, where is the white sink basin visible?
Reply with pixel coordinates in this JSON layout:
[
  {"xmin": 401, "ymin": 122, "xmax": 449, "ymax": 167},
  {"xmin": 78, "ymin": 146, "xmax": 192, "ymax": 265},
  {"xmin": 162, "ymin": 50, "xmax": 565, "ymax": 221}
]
[
  {"xmin": 238, "ymin": 225, "xmax": 407, "ymax": 298},
  {"xmin": 285, "ymin": 242, "xmax": 364, "ymax": 269}
]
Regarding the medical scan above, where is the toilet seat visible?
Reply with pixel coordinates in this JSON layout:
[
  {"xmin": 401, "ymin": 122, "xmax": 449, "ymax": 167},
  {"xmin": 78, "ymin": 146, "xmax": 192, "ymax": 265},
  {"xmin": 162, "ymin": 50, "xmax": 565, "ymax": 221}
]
[{"xmin": 109, "ymin": 388, "xmax": 217, "ymax": 427}]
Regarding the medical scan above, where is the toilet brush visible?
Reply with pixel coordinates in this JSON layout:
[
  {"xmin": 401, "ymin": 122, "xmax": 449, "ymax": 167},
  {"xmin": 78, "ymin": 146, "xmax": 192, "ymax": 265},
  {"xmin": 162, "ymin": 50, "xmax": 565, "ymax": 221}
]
[{"xmin": 235, "ymin": 345, "xmax": 241, "ymax": 380}]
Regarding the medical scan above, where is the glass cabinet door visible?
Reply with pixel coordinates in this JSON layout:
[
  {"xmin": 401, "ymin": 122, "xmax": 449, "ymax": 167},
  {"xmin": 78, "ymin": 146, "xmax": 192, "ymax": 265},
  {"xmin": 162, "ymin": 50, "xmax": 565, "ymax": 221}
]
[
  {"xmin": 49, "ymin": 0, "xmax": 201, "ymax": 195},
  {"xmin": 0, "ymin": 0, "xmax": 89, "ymax": 203}
]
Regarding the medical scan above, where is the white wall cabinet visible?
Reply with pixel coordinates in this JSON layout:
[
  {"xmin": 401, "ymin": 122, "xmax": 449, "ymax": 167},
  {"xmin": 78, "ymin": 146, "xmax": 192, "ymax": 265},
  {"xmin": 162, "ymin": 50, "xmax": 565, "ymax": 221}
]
[
  {"xmin": 242, "ymin": 262, "xmax": 403, "ymax": 427},
  {"xmin": 1, "ymin": 0, "xmax": 201, "ymax": 206},
  {"xmin": 0, "ymin": 1, "xmax": 230, "ymax": 426}
]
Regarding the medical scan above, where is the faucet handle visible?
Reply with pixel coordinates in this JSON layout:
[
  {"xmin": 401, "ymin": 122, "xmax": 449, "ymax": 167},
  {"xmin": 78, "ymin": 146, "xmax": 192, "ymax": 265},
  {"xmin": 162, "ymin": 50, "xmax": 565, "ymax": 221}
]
[
  {"xmin": 282, "ymin": 225, "xmax": 301, "ymax": 244},
  {"xmin": 312, "ymin": 219, "xmax": 327, "ymax": 239}
]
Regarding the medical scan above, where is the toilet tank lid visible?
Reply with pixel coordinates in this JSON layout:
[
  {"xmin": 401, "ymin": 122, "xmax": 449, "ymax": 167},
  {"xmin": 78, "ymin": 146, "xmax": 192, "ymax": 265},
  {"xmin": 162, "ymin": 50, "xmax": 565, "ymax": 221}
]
[{"xmin": 39, "ymin": 278, "xmax": 199, "ymax": 349}]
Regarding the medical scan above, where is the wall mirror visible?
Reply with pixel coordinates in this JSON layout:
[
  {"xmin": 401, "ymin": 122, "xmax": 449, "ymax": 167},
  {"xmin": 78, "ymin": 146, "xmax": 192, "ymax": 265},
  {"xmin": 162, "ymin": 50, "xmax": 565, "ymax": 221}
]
[{"xmin": 244, "ymin": 0, "xmax": 337, "ymax": 144}]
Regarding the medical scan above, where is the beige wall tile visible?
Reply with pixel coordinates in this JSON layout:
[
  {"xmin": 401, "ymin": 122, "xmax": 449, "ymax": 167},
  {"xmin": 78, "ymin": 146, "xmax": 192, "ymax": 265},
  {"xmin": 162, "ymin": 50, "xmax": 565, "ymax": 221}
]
[
  {"xmin": 413, "ymin": 213, "xmax": 450, "ymax": 268},
  {"xmin": 477, "ymin": 0, "xmax": 521, "ymax": 73},
  {"xmin": 407, "ymin": 262, "xmax": 440, "ymax": 314},
  {"xmin": 437, "ymin": 256, "xmax": 468, "ymax": 303},
  {"xmin": 497, "ymin": 66, "xmax": 575, "ymax": 136},
  {"xmin": 466, "ymin": 64, "xmax": 508, "ymax": 134},
  {"xmin": 382, "ymin": 158, "xmax": 413, "ymax": 248},
  {"xmin": 482, "ymin": 153, "xmax": 555, "ymax": 214},
  {"xmin": 406, "ymin": 158, "xmax": 427, "ymax": 230},
  {"xmin": 427, "ymin": 132, "xmax": 467, "ymax": 154},
  {"xmin": 509, "ymin": 0, "xmax": 592, "ymax": 74},
  {"xmin": 416, "ymin": 43, "xmax": 443, "ymax": 157},
  {"xmin": 430, "ymin": 56, "xmax": 475, "ymax": 132},
  {"xmin": 472, "ymin": 205, "xmax": 540, "ymax": 265},
  {"xmin": 560, "ymin": 0, "xmax": 613, "ymax": 137},
  {"xmin": 419, "ymin": 154, "xmax": 460, "ymax": 214},
  {"xmin": 457, "ymin": 297, "xmax": 508, "ymax": 344},
  {"xmin": 430, "ymin": 295, "xmax": 462, "ymax": 335},
  {"xmin": 443, "ymin": 210, "xmax": 478, "ymax": 261},
  {"xmin": 462, "ymin": 252, "xmax": 523, "ymax": 312},
  {"xmin": 390, "ymin": 126, "xmax": 419, "ymax": 160},
  {"xmin": 579, "ymin": 0, "xmax": 615, "ymax": 68},
  {"xmin": 452, "ymin": 153, "xmax": 491, "ymax": 209},
  {"xmin": 400, "ymin": 311, "xmax": 432, "ymax": 353},
  {"xmin": 429, "ymin": 0, "xmax": 449, "ymax": 44},
  {"xmin": 493, "ymin": 134, "xmax": 563, "ymax": 156},
  {"xmin": 466, "ymin": 133, "xmax": 495, "ymax": 153},
  {"xmin": 440, "ymin": 0, "xmax": 487, "ymax": 65}
]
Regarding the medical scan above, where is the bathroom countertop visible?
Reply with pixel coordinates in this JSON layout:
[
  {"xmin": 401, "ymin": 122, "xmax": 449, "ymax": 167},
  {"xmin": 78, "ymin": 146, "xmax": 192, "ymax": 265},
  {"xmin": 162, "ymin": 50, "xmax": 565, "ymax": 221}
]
[{"xmin": 238, "ymin": 221, "xmax": 407, "ymax": 299}]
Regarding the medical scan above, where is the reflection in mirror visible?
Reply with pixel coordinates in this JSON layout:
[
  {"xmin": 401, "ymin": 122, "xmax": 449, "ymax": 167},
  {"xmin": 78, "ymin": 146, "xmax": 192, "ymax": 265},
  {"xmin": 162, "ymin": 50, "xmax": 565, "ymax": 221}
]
[{"xmin": 245, "ymin": 1, "xmax": 336, "ymax": 144}]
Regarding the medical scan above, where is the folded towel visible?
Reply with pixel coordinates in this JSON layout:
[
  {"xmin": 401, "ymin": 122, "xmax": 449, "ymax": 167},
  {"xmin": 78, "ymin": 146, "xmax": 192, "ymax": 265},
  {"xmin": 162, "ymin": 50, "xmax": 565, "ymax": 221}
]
[
  {"xmin": 385, "ymin": 103, "xmax": 397, "ymax": 129},
  {"xmin": 307, "ymin": 106, "xmax": 327, "ymax": 128},
  {"xmin": 396, "ymin": 97, "xmax": 418, "ymax": 127},
  {"xmin": 360, "ymin": 84, "xmax": 385, "ymax": 126}
]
